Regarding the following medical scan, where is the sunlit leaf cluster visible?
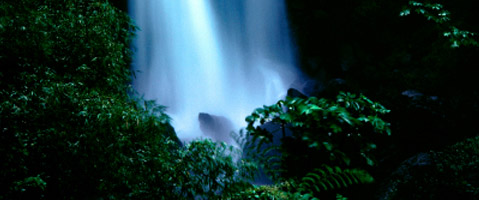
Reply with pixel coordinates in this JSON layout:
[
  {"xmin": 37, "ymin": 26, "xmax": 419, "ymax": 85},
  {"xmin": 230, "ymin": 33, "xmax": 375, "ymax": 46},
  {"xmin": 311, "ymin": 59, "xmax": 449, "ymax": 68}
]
[{"xmin": 400, "ymin": 1, "xmax": 479, "ymax": 48}]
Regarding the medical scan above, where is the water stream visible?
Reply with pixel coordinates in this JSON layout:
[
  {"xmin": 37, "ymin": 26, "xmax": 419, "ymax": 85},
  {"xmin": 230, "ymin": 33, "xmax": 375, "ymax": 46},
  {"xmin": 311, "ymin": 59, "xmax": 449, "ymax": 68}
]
[{"xmin": 129, "ymin": 0, "xmax": 301, "ymax": 143}]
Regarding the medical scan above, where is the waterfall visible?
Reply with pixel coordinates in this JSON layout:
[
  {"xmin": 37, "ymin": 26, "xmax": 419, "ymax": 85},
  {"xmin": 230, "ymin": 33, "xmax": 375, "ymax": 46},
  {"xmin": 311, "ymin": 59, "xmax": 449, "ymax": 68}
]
[{"xmin": 129, "ymin": 0, "xmax": 301, "ymax": 142}]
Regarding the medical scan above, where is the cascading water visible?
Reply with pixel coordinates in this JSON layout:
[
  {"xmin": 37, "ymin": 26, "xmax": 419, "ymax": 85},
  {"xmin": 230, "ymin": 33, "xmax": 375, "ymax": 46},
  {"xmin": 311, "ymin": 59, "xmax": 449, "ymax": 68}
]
[{"xmin": 129, "ymin": 0, "xmax": 302, "ymax": 142}]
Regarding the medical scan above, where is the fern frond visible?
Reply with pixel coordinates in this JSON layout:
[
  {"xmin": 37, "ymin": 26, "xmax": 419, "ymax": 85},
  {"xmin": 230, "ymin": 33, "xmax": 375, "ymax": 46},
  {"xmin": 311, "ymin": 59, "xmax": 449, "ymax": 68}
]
[{"xmin": 299, "ymin": 166, "xmax": 374, "ymax": 193}]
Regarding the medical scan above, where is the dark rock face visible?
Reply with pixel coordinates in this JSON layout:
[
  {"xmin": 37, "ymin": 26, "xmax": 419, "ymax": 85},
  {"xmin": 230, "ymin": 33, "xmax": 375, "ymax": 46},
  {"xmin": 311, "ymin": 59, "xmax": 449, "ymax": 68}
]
[
  {"xmin": 376, "ymin": 152, "xmax": 436, "ymax": 200},
  {"xmin": 401, "ymin": 89, "xmax": 423, "ymax": 100},
  {"xmin": 295, "ymin": 78, "xmax": 347, "ymax": 98},
  {"xmin": 198, "ymin": 113, "xmax": 234, "ymax": 144},
  {"xmin": 300, "ymin": 80, "xmax": 324, "ymax": 96},
  {"xmin": 287, "ymin": 88, "xmax": 307, "ymax": 99}
]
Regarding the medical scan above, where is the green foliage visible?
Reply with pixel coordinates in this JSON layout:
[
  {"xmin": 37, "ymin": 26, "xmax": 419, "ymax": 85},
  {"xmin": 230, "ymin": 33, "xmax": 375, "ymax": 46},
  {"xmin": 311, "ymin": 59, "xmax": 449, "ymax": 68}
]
[
  {"xmin": 229, "ymin": 169, "xmax": 371, "ymax": 200},
  {"xmin": 0, "ymin": 0, "xmax": 259, "ymax": 199},
  {"xmin": 12, "ymin": 175, "xmax": 47, "ymax": 196},
  {"xmin": 231, "ymin": 181, "xmax": 297, "ymax": 200},
  {"xmin": 246, "ymin": 92, "xmax": 390, "ymax": 174},
  {"xmin": 335, "ymin": 193, "xmax": 348, "ymax": 200},
  {"xmin": 0, "ymin": 0, "xmax": 136, "ymax": 93},
  {"xmin": 178, "ymin": 139, "xmax": 257, "ymax": 199},
  {"xmin": 401, "ymin": 1, "xmax": 479, "ymax": 48},
  {"xmin": 400, "ymin": 1, "xmax": 451, "ymax": 24},
  {"xmin": 298, "ymin": 166, "xmax": 374, "ymax": 194},
  {"xmin": 231, "ymin": 181, "xmax": 329, "ymax": 200},
  {"xmin": 244, "ymin": 92, "xmax": 390, "ymax": 198}
]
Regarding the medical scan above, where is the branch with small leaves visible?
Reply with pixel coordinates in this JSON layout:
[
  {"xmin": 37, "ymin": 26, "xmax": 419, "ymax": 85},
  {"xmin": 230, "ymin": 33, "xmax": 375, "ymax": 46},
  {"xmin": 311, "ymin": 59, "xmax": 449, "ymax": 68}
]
[{"xmin": 400, "ymin": 1, "xmax": 478, "ymax": 48}]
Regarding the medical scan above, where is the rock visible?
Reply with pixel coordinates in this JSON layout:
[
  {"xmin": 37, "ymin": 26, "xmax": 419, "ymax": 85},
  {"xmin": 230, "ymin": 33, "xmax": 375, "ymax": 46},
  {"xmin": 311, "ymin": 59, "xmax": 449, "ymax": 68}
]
[
  {"xmin": 401, "ymin": 89, "xmax": 423, "ymax": 100},
  {"xmin": 287, "ymin": 88, "xmax": 307, "ymax": 99},
  {"xmin": 301, "ymin": 79, "xmax": 324, "ymax": 96},
  {"xmin": 327, "ymin": 78, "xmax": 346, "ymax": 88},
  {"xmin": 376, "ymin": 152, "xmax": 436, "ymax": 200},
  {"xmin": 311, "ymin": 78, "xmax": 348, "ymax": 98},
  {"xmin": 198, "ymin": 113, "xmax": 234, "ymax": 144}
]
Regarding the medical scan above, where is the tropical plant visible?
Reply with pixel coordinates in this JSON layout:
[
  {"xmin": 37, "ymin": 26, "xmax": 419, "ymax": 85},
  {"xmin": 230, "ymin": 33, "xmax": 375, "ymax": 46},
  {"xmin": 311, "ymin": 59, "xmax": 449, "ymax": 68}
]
[
  {"xmin": 177, "ymin": 139, "xmax": 257, "ymax": 199},
  {"xmin": 243, "ymin": 92, "xmax": 391, "ymax": 198},
  {"xmin": 298, "ymin": 165, "xmax": 374, "ymax": 194},
  {"xmin": 0, "ymin": 0, "xmax": 178, "ymax": 198},
  {"xmin": 230, "ymin": 181, "xmax": 319, "ymax": 200}
]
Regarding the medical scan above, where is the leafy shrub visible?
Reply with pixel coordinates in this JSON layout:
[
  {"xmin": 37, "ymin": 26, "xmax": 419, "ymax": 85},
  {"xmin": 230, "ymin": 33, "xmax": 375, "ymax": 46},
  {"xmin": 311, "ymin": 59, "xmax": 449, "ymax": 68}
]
[
  {"xmin": 0, "ymin": 0, "xmax": 183, "ymax": 198},
  {"xmin": 231, "ymin": 181, "xmax": 315, "ymax": 200},
  {"xmin": 243, "ymin": 92, "xmax": 391, "ymax": 198},
  {"xmin": 178, "ymin": 139, "xmax": 257, "ymax": 199}
]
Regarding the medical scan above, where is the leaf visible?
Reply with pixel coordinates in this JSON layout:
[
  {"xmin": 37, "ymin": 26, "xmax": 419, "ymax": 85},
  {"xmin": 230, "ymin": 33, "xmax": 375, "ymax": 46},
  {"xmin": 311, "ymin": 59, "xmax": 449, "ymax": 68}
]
[
  {"xmin": 309, "ymin": 142, "xmax": 319, "ymax": 148},
  {"xmin": 245, "ymin": 115, "xmax": 255, "ymax": 123},
  {"xmin": 299, "ymin": 166, "xmax": 374, "ymax": 194},
  {"xmin": 323, "ymin": 142, "xmax": 333, "ymax": 151}
]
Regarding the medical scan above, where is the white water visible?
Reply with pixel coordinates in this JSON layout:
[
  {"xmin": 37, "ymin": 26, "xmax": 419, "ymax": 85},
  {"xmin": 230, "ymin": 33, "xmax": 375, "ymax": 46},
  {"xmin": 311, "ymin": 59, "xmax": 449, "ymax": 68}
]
[{"xmin": 129, "ymin": 0, "xmax": 301, "ymax": 142}]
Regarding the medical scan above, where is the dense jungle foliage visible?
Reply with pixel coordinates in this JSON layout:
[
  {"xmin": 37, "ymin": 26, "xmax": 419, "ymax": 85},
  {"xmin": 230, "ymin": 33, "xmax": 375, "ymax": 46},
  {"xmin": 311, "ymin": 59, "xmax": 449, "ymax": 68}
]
[
  {"xmin": 1, "ymin": 0, "xmax": 479, "ymax": 199},
  {"xmin": 0, "ymin": 0, "xmax": 256, "ymax": 199}
]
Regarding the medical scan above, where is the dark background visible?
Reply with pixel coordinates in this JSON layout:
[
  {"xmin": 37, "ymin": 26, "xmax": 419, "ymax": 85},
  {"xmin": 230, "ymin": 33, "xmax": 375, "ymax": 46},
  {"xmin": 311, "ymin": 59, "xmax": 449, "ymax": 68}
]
[{"xmin": 109, "ymin": 0, "xmax": 127, "ymax": 11}]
